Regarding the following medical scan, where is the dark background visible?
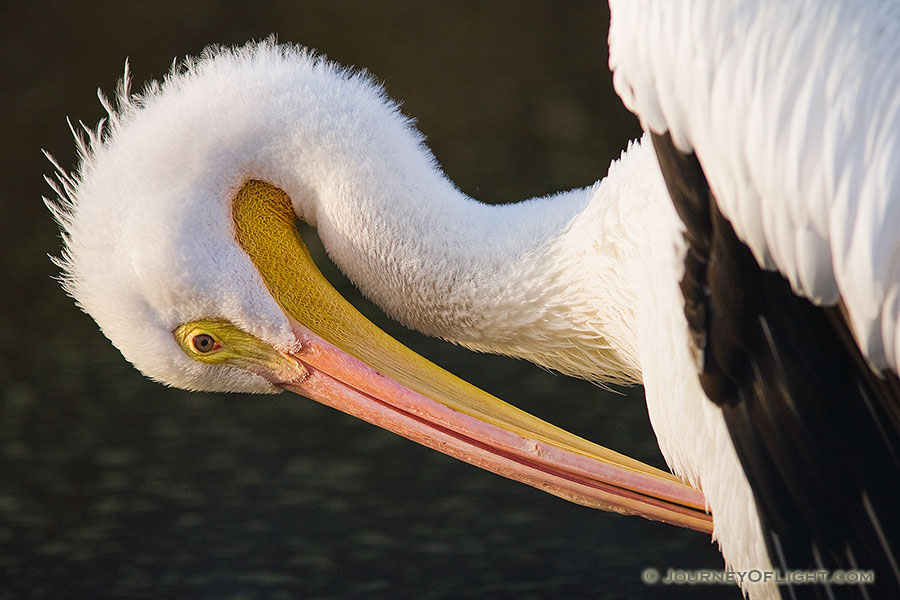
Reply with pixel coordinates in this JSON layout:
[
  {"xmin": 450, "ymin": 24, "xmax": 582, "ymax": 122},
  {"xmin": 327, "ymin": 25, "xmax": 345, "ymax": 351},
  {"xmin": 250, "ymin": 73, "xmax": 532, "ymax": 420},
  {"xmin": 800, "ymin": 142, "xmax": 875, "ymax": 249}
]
[{"xmin": 1, "ymin": 1, "xmax": 733, "ymax": 598}]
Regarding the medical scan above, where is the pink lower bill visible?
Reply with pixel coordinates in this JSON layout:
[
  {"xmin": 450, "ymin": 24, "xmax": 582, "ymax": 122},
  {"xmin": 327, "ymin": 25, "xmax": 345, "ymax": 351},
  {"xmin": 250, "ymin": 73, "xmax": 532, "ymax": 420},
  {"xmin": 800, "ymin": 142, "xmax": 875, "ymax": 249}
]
[{"xmin": 280, "ymin": 322, "xmax": 713, "ymax": 534}]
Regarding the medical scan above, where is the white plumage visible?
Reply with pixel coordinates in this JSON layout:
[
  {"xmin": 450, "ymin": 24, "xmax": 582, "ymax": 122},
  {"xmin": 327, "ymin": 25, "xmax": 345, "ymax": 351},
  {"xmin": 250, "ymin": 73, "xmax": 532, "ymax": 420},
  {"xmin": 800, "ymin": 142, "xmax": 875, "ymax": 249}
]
[
  {"xmin": 610, "ymin": 0, "xmax": 900, "ymax": 373},
  {"xmin": 46, "ymin": 2, "xmax": 900, "ymax": 599},
  {"xmin": 48, "ymin": 43, "xmax": 648, "ymax": 389}
]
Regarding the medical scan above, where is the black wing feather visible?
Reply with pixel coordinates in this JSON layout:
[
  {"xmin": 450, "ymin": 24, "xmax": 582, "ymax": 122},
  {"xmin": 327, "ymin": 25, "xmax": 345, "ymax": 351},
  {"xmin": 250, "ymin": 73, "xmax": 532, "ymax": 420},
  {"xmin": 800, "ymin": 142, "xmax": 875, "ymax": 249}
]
[{"xmin": 651, "ymin": 131, "xmax": 900, "ymax": 600}]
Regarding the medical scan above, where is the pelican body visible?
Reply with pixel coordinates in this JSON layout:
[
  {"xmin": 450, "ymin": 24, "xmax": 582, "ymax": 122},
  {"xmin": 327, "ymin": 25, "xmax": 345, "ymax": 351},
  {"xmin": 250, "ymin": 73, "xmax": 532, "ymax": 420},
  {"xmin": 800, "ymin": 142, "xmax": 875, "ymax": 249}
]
[
  {"xmin": 608, "ymin": 1, "xmax": 900, "ymax": 599},
  {"xmin": 46, "ymin": 2, "xmax": 900, "ymax": 598}
]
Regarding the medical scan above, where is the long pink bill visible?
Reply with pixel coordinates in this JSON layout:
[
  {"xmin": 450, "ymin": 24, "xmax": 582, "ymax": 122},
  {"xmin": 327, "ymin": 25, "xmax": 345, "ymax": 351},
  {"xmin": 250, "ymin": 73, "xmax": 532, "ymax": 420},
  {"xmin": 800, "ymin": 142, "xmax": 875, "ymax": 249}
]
[{"xmin": 279, "ymin": 321, "xmax": 713, "ymax": 534}]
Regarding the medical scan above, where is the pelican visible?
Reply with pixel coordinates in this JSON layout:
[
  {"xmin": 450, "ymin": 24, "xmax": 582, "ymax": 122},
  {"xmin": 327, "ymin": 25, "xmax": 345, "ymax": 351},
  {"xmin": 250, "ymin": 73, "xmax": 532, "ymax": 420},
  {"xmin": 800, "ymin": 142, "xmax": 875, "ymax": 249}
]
[{"xmin": 45, "ymin": 1, "xmax": 900, "ymax": 598}]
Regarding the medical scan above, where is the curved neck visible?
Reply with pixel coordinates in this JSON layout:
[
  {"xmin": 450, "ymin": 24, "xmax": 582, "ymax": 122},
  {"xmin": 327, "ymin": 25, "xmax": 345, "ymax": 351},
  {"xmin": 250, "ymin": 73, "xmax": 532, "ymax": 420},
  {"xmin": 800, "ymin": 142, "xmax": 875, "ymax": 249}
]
[
  {"xmin": 232, "ymin": 67, "xmax": 655, "ymax": 383},
  {"xmin": 304, "ymin": 141, "xmax": 655, "ymax": 384}
]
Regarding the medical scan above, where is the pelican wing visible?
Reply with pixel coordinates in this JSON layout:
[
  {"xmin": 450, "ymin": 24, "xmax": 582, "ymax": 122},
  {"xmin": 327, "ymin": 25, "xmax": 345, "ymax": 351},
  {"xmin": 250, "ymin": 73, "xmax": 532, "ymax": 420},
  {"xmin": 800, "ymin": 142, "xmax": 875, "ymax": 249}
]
[
  {"xmin": 610, "ymin": 0, "xmax": 900, "ymax": 596},
  {"xmin": 653, "ymin": 131, "xmax": 900, "ymax": 598},
  {"xmin": 609, "ymin": 0, "xmax": 900, "ymax": 372}
]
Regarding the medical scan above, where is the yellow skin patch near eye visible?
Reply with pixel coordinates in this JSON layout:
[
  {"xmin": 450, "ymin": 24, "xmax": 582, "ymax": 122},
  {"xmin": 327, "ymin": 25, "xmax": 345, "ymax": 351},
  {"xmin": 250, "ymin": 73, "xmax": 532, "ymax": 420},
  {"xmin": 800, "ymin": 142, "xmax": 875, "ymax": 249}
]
[{"xmin": 173, "ymin": 318, "xmax": 307, "ymax": 381}]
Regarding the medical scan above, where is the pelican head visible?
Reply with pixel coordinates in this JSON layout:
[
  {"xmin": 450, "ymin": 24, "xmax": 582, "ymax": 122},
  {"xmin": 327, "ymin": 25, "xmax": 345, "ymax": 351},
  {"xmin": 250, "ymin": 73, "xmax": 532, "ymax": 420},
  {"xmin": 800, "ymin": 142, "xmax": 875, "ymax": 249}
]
[
  {"xmin": 46, "ymin": 41, "xmax": 711, "ymax": 533},
  {"xmin": 47, "ymin": 44, "xmax": 393, "ymax": 393}
]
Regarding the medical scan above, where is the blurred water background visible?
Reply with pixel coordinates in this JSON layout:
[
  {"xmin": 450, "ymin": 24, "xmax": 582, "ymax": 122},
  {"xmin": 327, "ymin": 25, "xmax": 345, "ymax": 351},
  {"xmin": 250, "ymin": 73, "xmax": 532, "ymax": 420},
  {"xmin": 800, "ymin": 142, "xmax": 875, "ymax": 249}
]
[{"xmin": 0, "ymin": 2, "xmax": 733, "ymax": 598}]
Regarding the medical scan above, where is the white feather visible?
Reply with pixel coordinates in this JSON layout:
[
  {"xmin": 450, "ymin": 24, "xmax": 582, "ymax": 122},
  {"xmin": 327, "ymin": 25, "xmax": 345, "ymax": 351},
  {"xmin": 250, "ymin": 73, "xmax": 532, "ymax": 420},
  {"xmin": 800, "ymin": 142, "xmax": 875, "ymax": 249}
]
[{"xmin": 609, "ymin": 0, "xmax": 900, "ymax": 373}]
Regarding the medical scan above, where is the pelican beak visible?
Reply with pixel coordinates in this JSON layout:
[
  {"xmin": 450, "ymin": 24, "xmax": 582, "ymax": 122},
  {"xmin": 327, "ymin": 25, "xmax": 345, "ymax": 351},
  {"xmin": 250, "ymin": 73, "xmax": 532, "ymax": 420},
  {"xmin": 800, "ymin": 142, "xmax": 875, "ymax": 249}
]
[
  {"xmin": 234, "ymin": 180, "xmax": 713, "ymax": 534},
  {"xmin": 278, "ymin": 318, "xmax": 711, "ymax": 534}
]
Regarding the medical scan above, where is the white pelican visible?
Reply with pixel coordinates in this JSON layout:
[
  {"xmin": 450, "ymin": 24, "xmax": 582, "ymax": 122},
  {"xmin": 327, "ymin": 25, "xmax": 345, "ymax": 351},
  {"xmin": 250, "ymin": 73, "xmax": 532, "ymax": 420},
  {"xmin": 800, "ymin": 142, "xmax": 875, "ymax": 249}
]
[
  {"xmin": 44, "ymin": 43, "xmax": 713, "ymax": 534},
  {"xmin": 44, "ymin": 1, "xmax": 900, "ymax": 597}
]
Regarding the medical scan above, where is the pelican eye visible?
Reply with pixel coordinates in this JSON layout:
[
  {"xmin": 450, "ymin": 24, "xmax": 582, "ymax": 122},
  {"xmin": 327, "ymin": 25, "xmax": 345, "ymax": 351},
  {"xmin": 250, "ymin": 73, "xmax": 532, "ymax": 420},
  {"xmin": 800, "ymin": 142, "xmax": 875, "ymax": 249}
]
[
  {"xmin": 174, "ymin": 320, "xmax": 247, "ymax": 365},
  {"xmin": 192, "ymin": 333, "xmax": 218, "ymax": 353}
]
